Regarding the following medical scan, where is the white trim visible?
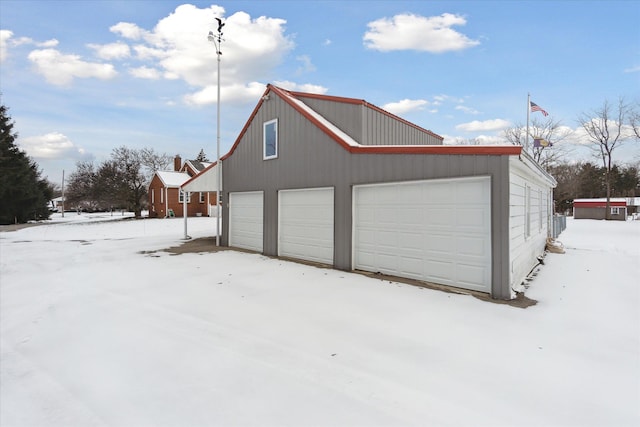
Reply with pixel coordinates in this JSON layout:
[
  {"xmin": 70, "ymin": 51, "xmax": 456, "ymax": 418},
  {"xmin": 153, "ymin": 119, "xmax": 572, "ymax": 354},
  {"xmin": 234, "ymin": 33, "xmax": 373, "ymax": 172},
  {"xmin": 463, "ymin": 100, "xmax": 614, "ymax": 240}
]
[{"xmin": 263, "ymin": 118, "xmax": 278, "ymax": 160}]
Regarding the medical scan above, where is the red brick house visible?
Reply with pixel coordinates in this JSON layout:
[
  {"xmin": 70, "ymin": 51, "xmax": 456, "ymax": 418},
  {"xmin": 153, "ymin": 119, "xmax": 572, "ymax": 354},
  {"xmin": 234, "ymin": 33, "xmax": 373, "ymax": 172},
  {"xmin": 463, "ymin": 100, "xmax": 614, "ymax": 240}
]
[{"xmin": 148, "ymin": 155, "xmax": 218, "ymax": 218}]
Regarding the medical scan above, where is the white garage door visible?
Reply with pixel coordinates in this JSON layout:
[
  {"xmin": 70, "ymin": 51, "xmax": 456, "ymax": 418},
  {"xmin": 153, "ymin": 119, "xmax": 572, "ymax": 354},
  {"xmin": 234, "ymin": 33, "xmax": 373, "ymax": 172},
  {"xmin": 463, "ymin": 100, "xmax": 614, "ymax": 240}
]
[
  {"xmin": 229, "ymin": 191, "xmax": 263, "ymax": 252},
  {"xmin": 353, "ymin": 177, "xmax": 491, "ymax": 293},
  {"xmin": 278, "ymin": 187, "xmax": 334, "ymax": 264}
]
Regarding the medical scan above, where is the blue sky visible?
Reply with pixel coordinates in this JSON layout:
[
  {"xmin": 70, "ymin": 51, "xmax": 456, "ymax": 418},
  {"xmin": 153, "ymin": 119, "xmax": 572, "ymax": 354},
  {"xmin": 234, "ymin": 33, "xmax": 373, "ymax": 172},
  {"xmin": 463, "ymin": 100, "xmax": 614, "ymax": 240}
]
[{"xmin": 1, "ymin": 0, "xmax": 639, "ymax": 183}]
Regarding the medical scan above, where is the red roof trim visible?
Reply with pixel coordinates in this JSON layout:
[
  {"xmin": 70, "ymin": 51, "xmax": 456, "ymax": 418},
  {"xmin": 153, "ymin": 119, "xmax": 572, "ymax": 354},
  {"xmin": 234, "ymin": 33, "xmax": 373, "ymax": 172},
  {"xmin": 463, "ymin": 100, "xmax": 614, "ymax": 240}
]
[
  {"xmin": 573, "ymin": 201, "xmax": 626, "ymax": 208},
  {"xmin": 350, "ymin": 145, "xmax": 522, "ymax": 155}
]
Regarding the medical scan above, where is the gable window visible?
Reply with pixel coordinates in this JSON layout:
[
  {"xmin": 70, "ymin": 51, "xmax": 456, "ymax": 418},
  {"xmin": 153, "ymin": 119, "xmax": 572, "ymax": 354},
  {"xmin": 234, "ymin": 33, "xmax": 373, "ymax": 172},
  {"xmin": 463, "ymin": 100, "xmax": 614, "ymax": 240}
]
[{"xmin": 263, "ymin": 118, "xmax": 278, "ymax": 160}]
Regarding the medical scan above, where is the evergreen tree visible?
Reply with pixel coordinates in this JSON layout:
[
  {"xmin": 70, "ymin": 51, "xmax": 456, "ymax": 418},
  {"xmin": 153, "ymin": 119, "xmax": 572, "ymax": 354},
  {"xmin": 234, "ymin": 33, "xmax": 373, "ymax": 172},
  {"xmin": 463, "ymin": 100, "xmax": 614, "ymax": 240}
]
[
  {"xmin": 0, "ymin": 104, "xmax": 53, "ymax": 224},
  {"xmin": 196, "ymin": 149, "xmax": 209, "ymax": 162}
]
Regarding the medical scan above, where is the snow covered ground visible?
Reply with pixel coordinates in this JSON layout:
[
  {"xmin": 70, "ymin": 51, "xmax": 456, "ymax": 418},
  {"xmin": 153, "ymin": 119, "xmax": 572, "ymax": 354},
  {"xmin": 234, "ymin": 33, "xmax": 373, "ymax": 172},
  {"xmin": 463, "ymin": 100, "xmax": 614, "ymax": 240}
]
[{"xmin": 1, "ymin": 213, "xmax": 638, "ymax": 427}]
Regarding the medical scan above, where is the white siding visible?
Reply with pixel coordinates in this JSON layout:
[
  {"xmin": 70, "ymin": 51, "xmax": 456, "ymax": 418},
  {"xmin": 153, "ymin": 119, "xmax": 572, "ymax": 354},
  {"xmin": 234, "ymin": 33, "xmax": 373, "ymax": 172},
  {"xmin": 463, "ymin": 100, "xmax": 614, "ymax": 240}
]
[{"xmin": 509, "ymin": 157, "xmax": 552, "ymax": 292}]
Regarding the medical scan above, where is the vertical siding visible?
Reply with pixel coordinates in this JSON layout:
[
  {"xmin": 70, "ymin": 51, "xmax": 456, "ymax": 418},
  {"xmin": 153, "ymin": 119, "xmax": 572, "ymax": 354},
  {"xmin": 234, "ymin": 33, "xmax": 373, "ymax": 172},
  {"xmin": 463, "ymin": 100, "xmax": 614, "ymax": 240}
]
[
  {"xmin": 362, "ymin": 107, "xmax": 442, "ymax": 146},
  {"xmin": 296, "ymin": 97, "xmax": 363, "ymax": 142},
  {"xmin": 295, "ymin": 96, "xmax": 441, "ymax": 146},
  {"xmin": 223, "ymin": 94, "xmax": 525, "ymax": 298}
]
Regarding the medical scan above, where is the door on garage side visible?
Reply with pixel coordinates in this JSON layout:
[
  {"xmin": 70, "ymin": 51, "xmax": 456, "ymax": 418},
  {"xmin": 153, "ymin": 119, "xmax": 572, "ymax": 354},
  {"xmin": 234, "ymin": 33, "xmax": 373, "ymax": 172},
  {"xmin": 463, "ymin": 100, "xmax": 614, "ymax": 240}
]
[
  {"xmin": 229, "ymin": 191, "xmax": 264, "ymax": 252},
  {"xmin": 353, "ymin": 177, "xmax": 492, "ymax": 293},
  {"xmin": 278, "ymin": 187, "xmax": 334, "ymax": 264}
]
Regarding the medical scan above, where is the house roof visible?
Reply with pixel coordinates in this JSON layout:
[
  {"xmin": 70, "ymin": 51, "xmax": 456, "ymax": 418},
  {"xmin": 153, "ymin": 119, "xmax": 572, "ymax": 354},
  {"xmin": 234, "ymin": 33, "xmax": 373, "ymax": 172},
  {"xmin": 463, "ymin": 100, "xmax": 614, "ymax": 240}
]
[
  {"xmin": 156, "ymin": 171, "xmax": 191, "ymax": 188},
  {"xmin": 184, "ymin": 160, "xmax": 212, "ymax": 173},
  {"xmin": 222, "ymin": 84, "xmax": 524, "ymax": 161}
]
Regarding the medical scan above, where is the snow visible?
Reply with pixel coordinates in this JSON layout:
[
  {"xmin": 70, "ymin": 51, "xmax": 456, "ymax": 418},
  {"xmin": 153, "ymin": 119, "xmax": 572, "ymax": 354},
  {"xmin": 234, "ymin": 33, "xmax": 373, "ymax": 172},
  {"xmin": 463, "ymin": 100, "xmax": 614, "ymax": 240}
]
[
  {"xmin": 1, "ymin": 214, "xmax": 638, "ymax": 426},
  {"xmin": 157, "ymin": 170, "xmax": 190, "ymax": 187}
]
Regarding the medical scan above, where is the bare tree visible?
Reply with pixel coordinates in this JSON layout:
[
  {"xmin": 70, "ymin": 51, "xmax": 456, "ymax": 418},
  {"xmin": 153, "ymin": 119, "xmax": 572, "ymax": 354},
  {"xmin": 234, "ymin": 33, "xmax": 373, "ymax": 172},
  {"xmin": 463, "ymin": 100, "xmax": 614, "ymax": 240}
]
[
  {"xmin": 577, "ymin": 97, "xmax": 633, "ymax": 219},
  {"xmin": 629, "ymin": 102, "xmax": 640, "ymax": 140},
  {"xmin": 140, "ymin": 147, "xmax": 172, "ymax": 176},
  {"xmin": 503, "ymin": 117, "xmax": 572, "ymax": 168}
]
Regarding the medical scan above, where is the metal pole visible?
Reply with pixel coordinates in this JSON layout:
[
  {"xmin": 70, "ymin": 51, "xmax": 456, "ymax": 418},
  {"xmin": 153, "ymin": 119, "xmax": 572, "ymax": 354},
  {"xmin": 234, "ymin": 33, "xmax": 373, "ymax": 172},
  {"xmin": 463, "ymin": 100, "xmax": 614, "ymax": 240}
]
[
  {"xmin": 525, "ymin": 93, "xmax": 531, "ymax": 152},
  {"xmin": 216, "ymin": 45, "xmax": 221, "ymax": 247},
  {"xmin": 61, "ymin": 169, "xmax": 65, "ymax": 217},
  {"xmin": 183, "ymin": 192, "xmax": 188, "ymax": 239}
]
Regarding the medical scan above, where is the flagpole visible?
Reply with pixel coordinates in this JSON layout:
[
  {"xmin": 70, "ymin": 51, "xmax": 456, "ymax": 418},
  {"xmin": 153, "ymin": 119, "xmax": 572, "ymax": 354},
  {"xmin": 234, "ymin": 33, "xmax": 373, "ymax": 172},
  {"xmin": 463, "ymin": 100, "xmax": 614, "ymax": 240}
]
[{"xmin": 526, "ymin": 93, "xmax": 531, "ymax": 152}]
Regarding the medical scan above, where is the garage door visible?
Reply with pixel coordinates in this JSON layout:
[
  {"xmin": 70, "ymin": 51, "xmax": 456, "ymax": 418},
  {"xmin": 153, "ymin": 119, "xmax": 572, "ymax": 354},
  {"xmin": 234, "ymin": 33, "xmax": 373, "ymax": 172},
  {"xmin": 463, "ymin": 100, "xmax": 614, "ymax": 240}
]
[
  {"xmin": 229, "ymin": 191, "xmax": 263, "ymax": 252},
  {"xmin": 278, "ymin": 188, "xmax": 334, "ymax": 264},
  {"xmin": 353, "ymin": 177, "xmax": 491, "ymax": 293}
]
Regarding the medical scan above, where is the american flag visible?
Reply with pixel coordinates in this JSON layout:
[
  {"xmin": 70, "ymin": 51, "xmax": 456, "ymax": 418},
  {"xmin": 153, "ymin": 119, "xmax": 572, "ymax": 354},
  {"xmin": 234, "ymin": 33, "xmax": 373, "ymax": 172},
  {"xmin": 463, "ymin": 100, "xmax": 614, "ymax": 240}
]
[{"xmin": 530, "ymin": 101, "xmax": 549, "ymax": 117}]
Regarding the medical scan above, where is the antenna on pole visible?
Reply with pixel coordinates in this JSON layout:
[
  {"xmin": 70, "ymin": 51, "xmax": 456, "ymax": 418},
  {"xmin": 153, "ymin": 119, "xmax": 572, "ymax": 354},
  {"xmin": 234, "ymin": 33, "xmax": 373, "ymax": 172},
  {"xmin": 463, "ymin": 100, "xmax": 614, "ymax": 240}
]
[{"xmin": 207, "ymin": 17, "xmax": 225, "ymax": 246}]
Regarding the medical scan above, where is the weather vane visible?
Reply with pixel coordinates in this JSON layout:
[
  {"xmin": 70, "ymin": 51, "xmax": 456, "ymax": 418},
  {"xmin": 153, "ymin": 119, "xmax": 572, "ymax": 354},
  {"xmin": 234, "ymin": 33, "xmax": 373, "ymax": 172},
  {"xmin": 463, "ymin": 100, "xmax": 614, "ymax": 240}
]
[{"xmin": 207, "ymin": 17, "xmax": 225, "ymax": 55}]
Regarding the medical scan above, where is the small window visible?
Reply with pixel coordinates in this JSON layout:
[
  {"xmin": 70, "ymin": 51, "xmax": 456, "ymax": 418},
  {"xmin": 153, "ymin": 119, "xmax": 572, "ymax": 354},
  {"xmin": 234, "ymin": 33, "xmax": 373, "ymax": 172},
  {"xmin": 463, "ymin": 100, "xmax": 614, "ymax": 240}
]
[
  {"xmin": 151, "ymin": 189, "xmax": 155, "ymax": 204},
  {"xmin": 179, "ymin": 190, "xmax": 191, "ymax": 203},
  {"xmin": 611, "ymin": 207, "xmax": 620, "ymax": 215},
  {"xmin": 199, "ymin": 192, "xmax": 205, "ymax": 203},
  {"xmin": 161, "ymin": 189, "xmax": 164, "ymax": 203},
  {"xmin": 263, "ymin": 118, "xmax": 278, "ymax": 160}
]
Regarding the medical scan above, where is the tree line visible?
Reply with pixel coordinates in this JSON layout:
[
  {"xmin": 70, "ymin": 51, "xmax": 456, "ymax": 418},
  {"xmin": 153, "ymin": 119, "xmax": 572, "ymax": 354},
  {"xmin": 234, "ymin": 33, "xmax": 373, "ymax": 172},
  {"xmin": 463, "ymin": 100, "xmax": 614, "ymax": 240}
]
[
  {"xmin": 65, "ymin": 147, "xmax": 172, "ymax": 217},
  {"xmin": 549, "ymin": 162, "xmax": 639, "ymax": 213}
]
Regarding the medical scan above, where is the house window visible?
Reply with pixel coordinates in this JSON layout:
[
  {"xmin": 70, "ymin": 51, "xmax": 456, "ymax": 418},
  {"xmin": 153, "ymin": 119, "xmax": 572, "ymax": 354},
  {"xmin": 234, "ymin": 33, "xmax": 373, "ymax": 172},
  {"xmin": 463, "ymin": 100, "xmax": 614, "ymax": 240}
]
[
  {"xmin": 161, "ymin": 189, "xmax": 164, "ymax": 203},
  {"xmin": 179, "ymin": 190, "xmax": 191, "ymax": 203},
  {"xmin": 611, "ymin": 207, "xmax": 620, "ymax": 215},
  {"xmin": 263, "ymin": 118, "xmax": 278, "ymax": 160},
  {"xmin": 151, "ymin": 189, "xmax": 155, "ymax": 204},
  {"xmin": 538, "ymin": 189, "xmax": 543, "ymax": 231},
  {"xmin": 199, "ymin": 192, "xmax": 205, "ymax": 203}
]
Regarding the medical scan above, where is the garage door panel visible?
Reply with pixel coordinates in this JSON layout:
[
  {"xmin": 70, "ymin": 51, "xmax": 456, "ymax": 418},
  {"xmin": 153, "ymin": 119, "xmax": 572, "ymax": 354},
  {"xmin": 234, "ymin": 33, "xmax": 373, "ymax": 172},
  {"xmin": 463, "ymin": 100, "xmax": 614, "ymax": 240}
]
[
  {"xmin": 279, "ymin": 188, "xmax": 334, "ymax": 264},
  {"xmin": 229, "ymin": 191, "xmax": 263, "ymax": 252},
  {"xmin": 354, "ymin": 177, "xmax": 491, "ymax": 293}
]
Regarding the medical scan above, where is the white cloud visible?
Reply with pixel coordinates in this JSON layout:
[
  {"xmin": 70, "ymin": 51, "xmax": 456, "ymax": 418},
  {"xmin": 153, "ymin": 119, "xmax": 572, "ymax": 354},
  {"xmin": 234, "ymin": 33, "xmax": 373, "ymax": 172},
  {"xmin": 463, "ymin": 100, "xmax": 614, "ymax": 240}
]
[
  {"xmin": 623, "ymin": 65, "xmax": 640, "ymax": 73},
  {"xmin": 28, "ymin": 48, "xmax": 117, "ymax": 86},
  {"xmin": 132, "ymin": 44, "xmax": 165, "ymax": 60},
  {"xmin": 456, "ymin": 119, "xmax": 511, "ymax": 132},
  {"xmin": 88, "ymin": 42, "xmax": 131, "ymax": 60},
  {"xmin": 19, "ymin": 132, "xmax": 90, "ymax": 159},
  {"xmin": 128, "ymin": 66, "xmax": 161, "ymax": 79},
  {"xmin": 455, "ymin": 105, "xmax": 480, "ymax": 115},
  {"xmin": 184, "ymin": 81, "xmax": 267, "ymax": 106},
  {"xmin": 0, "ymin": 30, "xmax": 12, "ymax": 62},
  {"xmin": 364, "ymin": 13, "xmax": 480, "ymax": 53},
  {"xmin": 110, "ymin": 22, "xmax": 149, "ymax": 41},
  {"xmin": 296, "ymin": 55, "xmax": 316, "ymax": 74},
  {"xmin": 1, "ymin": 32, "xmax": 60, "ymax": 63},
  {"xmin": 273, "ymin": 81, "xmax": 328, "ymax": 94},
  {"xmin": 107, "ymin": 4, "xmax": 294, "ymax": 106},
  {"xmin": 38, "ymin": 39, "xmax": 59, "ymax": 48},
  {"xmin": 382, "ymin": 99, "xmax": 429, "ymax": 115}
]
